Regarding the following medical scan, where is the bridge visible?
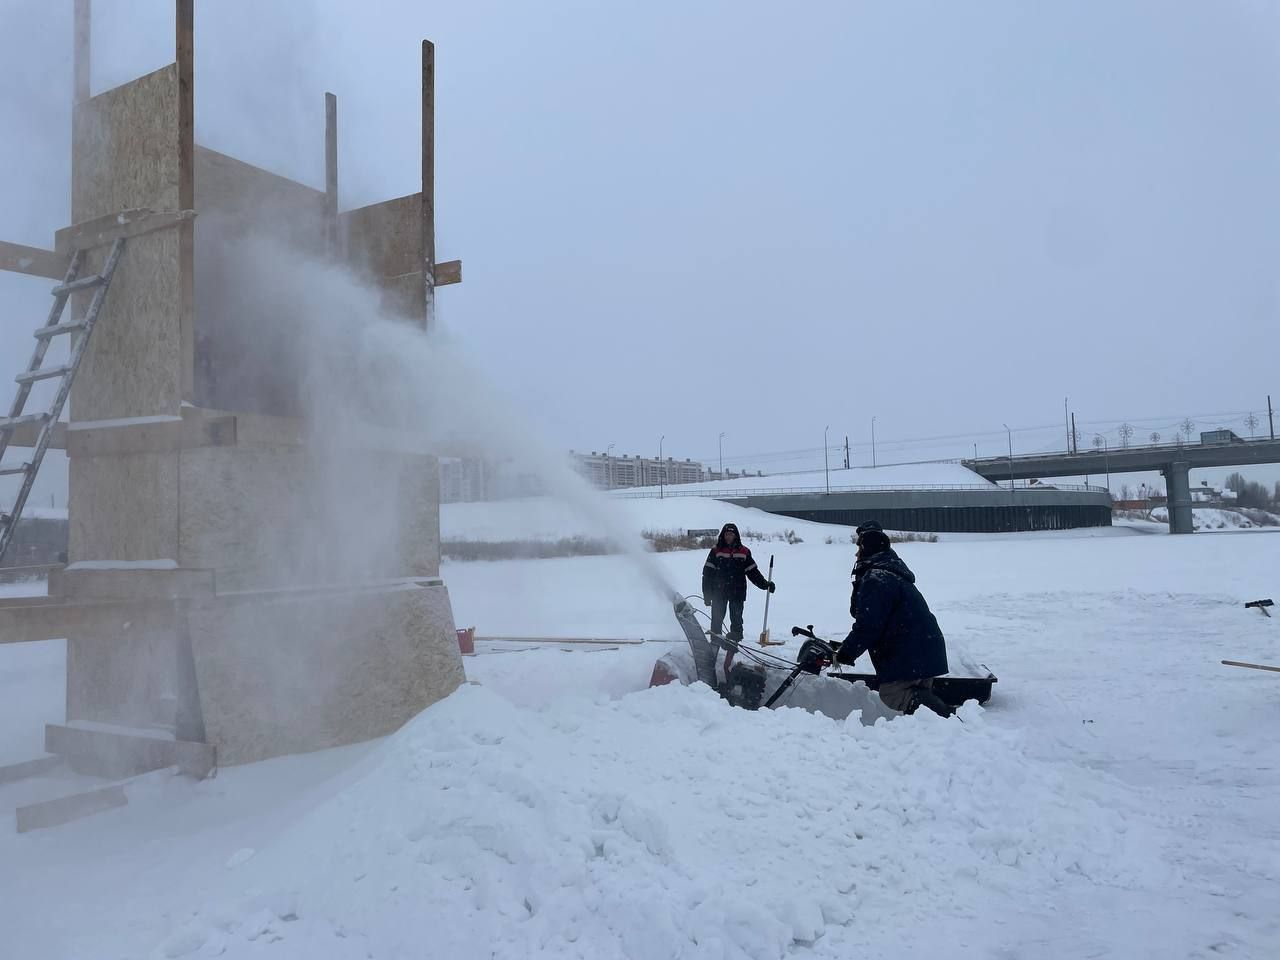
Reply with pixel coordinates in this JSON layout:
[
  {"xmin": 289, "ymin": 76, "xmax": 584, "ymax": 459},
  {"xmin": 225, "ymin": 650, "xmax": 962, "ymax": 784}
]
[{"xmin": 964, "ymin": 436, "xmax": 1280, "ymax": 534}]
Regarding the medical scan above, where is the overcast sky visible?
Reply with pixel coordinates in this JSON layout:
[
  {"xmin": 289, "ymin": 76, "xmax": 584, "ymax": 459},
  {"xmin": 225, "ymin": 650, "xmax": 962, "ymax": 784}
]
[{"xmin": 2, "ymin": 0, "xmax": 1279, "ymax": 495}]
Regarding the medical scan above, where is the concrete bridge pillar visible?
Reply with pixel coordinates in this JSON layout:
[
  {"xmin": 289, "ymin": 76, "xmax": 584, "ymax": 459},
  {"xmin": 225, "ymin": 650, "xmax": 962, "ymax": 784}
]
[{"xmin": 1162, "ymin": 461, "xmax": 1194, "ymax": 534}]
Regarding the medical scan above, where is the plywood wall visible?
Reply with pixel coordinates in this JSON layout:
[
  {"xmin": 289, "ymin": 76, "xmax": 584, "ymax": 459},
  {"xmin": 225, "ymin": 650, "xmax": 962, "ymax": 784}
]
[
  {"xmin": 341, "ymin": 193, "xmax": 426, "ymax": 322},
  {"xmin": 70, "ymin": 64, "xmax": 184, "ymax": 422}
]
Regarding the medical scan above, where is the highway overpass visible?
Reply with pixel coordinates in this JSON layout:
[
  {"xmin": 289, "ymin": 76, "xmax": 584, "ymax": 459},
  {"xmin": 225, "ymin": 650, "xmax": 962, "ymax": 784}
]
[{"xmin": 965, "ymin": 436, "xmax": 1280, "ymax": 534}]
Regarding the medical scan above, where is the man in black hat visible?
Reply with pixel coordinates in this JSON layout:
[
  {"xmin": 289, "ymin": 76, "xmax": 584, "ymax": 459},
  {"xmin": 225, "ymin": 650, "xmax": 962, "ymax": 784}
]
[
  {"xmin": 836, "ymin": 521, "xmax": 955, "ymax": 718},
  {"xmin": 701, "ymin": 522, "xmax": 775, "ymax": 643}
]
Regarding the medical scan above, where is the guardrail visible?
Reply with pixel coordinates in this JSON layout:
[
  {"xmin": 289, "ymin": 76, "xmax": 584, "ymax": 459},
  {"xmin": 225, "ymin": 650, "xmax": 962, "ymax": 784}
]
[
  {"xmin": 968, "ymin": 435, "xmax": 1280, "ymax": 465},
  {"xmin": 610, "ymin": 481, "xmax": 1109, "ymax": 500}
]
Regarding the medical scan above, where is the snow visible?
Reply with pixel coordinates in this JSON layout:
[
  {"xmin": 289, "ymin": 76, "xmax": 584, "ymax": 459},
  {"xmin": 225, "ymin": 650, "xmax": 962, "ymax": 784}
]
[
  {"xmin": 620, "ymin": 460, "xmax": 996, "ymax": 497},
  {"xmin": 64, "ymin": 558, "xmax": 179, "ymax": 570},
  {"xmin": 3, "ymin": 530, "xmax": 1280, "ymax": 957},
  {"xmin": 1149, "ymin": 506, "xmax": 1269, "ymax": 531},
  {"xmin": 443, "ymin": 496, "xmax": 856, "ymax": 544}
]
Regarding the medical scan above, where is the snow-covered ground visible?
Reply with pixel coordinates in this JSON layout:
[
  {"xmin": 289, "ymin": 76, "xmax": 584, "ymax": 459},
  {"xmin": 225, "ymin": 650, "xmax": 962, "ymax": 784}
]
[
  {"xmin": 1149, "ymin": 506, "xmax": 1280, "ymax": 531},
  {"xmin": 2, "ymin": 529, "xmax": 1279, "ymax": 958}
]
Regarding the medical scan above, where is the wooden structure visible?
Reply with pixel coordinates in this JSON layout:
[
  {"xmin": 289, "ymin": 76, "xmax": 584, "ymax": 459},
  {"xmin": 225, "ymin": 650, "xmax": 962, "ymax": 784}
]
[{"xmin": 0, "ymin": 2, "xmax": 467, "ymax": 825}]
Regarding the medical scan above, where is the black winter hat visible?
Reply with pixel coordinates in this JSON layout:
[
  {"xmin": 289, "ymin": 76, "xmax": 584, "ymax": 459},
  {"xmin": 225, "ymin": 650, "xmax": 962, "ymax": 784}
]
[{"xmin": 855, "ymin": 520, "xmax": 890, "ymax": 555}]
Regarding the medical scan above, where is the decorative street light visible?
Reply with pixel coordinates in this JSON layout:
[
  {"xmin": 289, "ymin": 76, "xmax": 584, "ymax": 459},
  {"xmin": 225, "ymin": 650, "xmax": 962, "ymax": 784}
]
[{"xmin": 871, "ymin": 416, "xmax": 878, "ymax": 469}]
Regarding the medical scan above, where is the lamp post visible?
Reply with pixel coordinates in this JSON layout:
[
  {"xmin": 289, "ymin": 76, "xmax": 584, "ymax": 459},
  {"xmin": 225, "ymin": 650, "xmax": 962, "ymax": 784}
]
[
  {"xmin": 659, "ymin": 434, "xmax": 665, "ymax": 500},
  {"xmin": 1002, "ymin": 423, "xmax": 1014, "ymax": 492},
  {"xmin": 718, "ymin": 432, "xmax": 726, "ymax": 479},
  {"xmin": 606, "ymin": 442, "xmax": 615, "ymax": 490},
  {"xmin": 871, "ymin": 416, "xmax": 877, "ymax": 469},
  {"xmin": 824, "ymin": 425, "xmax": 830, "ymax": 494}
]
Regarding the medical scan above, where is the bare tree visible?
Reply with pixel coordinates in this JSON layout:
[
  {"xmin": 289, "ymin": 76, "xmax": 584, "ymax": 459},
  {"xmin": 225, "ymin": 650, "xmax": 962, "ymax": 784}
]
[
  {"xmin": 1246, "ymin": 413, "xmax": 1259, "ymax": 438},
  {"xmin": 1119, "ymin": 483, "xmax": 1134, "ymax": 501},
  {"xmin": 1092, "ymin": 434, "xmax": 1104, "ymax": 449}
]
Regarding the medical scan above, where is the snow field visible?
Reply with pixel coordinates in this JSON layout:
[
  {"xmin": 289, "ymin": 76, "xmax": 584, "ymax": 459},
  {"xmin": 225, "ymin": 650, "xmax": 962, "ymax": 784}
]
[{"xmin": 2, "ymin": 528, "xmax": 1279, "ymax": 957}]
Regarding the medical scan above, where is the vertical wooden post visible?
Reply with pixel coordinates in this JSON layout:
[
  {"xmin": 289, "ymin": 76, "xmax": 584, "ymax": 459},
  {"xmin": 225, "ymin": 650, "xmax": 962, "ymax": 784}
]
[
  {"xmin": 73, "ymin": 0, "xmax": 91, "ymax": 104},
  {"xmin": 421, "ymin": 40, "xmax": 436, "ymax": 331},
  {"xmin": 176, "ymin": 0, "xmax": 195, "ymax": 404},
  {"xmin": 325, "ymin": 92, "xmax": 338, "ymax": 257}
]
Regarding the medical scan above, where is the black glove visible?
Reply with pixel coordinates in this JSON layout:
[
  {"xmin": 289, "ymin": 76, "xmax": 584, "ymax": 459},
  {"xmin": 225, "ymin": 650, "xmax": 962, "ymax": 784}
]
[
  {"xmin": 767, "ymin": 581, "xmax": 776, "ymax": 593},
  {"xmin": 835, "ymin": 630, "xmax": 859, "ymax": 665}
]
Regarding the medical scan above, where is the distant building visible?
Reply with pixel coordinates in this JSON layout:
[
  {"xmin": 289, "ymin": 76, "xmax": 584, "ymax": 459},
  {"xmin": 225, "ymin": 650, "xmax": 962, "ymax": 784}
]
[{"xmin": 569, "ymin": 450, "xmax": 725, "ymax": 490}]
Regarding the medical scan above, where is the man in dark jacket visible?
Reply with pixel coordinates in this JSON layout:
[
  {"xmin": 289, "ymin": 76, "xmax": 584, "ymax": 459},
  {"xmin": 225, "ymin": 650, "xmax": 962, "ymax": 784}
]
[
  {"xmin": 836, "ymin": 521, "xmax": 955, "ymax": 718},
  {"xmin": 701, "ymin": 522, "xmax": 775, "ymax": 641}
]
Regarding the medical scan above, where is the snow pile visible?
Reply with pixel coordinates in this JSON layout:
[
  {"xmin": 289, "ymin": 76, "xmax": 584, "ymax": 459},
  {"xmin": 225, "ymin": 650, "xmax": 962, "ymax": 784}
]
[
  {"xmin": 623, "ymin": 460, "xmax": 995, "ymax": 496},
  {"xmin": 142, "ymin": 683, "xmax": 1161, "ymax": 960},
  {"xmin": 1149, "ymin": 507, "xmax": 1259, "ymax": 530}
]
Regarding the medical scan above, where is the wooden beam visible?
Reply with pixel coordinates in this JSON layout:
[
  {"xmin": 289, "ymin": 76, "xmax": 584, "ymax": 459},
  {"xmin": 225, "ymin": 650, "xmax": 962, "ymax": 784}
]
[
  {"xmin": 422, "ymin": 39, "xmax": 436, "ymax": 330},
  {"xmin": 0, "ymin": 596, "xmax": 146, "ymax": 644},
  {"xmin": 176, "ymin": 0, "xmax": 195, "ymax": 405},
  {"xmin": 0, "ymin": 240, "xmax": 69, "ymax": 281},
  {"xmin": 54, "ymin": 208, "xmax": 195, "ymax": 254},
  {"xmin": 16, "ymin": 782, "xmax": 127, "ymax": 833},
  {"xmin": 325, "ymin": 92, "xmax": 338, "ymax": 256},
  {"xmin": 73, "ymin": 0, "xmax": 90, "ymax": 104},
  {"xmin": 5, "ymin": 421, "xmax": 67, "ymax": 450},
  {"xmin": 435, "ymin": 259, "xmax": 462, "ymax": 286}
]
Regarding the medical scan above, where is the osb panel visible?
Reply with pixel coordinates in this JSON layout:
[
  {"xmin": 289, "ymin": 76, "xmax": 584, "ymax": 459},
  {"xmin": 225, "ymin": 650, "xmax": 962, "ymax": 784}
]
[
  {"xmin": 66, "ymin": 605, "xmax": 184, "ymax": 729},
  {"xmin": 179, "ymin": 443, "xmax": 441, "ymax": 590},
  {"xmin": 68, "ymin": 452, "xmax": 180, "ymax": 562},
  {"xmin": 70, "ymin": 64, "xmax": 183, "ymax": 421},
  {"xmin": 194, "ymin": 146, "xmax": 326, "ymax": 255},
  {"xmin": 342, "ymin": 193, "xmax": 421, "ymax": 279},
  {"xmin": 189, "ymin": 582, "xmax": 463, "ymax": 764},
  {"xmin": 376, "ymin": 270, "xmax": 426, "ymax": 322}
]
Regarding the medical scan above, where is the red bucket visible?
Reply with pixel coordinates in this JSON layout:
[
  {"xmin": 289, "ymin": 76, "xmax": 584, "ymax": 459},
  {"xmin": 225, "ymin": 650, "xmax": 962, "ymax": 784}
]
[{"xmin": 456, "ymin": 626, "xmax": 476, "ymax": 656}]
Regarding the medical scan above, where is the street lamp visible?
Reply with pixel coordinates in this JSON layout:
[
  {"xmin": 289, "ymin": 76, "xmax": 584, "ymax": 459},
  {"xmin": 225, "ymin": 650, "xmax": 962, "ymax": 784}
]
[
  {"xmin": 718, "ymin": 432, "xmax": 726, "ymax": 479},
  {"xmin": 659, "ymin": 434, "xmax": 665, "ymax": 500},
  {"xmin": 606, "ymin": 442, "xmax": 615, "ymax": 490},
  {"xmin": 824, "ymin": 425, "xmax": 830, "ymax": 494},
  {"xmin": 871, "ymin": 416, "xmax": 877, "ymax": 469},
  {"xmin": 1002, "ymin": 423, "xmax": 1014, "ymax": 492}
]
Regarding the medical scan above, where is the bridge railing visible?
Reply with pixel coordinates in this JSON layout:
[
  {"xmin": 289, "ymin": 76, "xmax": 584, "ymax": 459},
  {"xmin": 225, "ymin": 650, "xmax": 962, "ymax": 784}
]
[
  {"xmin": 610, "ymin": 481, "xmax": 1110, "ymax": 500},
  {"xmin": 968, "ymin": 434, "xmax": 1280, "ymax": 465}
]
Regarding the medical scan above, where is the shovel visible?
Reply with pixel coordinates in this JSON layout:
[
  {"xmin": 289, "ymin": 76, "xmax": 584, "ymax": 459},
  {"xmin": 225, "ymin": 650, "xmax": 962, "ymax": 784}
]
[{"xmin": 759, "ymin": 555, "xmax": 783, "ymax": 646}]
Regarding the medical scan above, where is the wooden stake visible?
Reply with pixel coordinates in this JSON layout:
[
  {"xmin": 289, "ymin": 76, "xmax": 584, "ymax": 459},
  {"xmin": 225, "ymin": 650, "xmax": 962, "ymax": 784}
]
[
  {"xmin": 73, "ymin": 0, "xmax": 91, "ymax": 104},
  {"xmin": 421, "ymin": 40, "xmax": 436, "ymax": 331},
  {"xmin": 325, "ymin": 92, "xmax": 338, "ymax": 257},
  {"xmin": 176, "ymin": 0, "xmax": 195, "ymax": 404}
]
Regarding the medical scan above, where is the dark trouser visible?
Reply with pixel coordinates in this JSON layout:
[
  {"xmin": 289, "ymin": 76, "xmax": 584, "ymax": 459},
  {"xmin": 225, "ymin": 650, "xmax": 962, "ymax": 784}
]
[
  {"xmin": 710, "ymin": 597, "xmax": 745, "ymax": 640},
  {"xmin": 877, "ymin": 678, "xmax": 955, "ymax": 718}
]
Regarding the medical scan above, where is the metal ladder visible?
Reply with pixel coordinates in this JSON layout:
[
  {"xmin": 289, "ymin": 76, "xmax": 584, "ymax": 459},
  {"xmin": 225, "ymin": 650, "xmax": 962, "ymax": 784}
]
[{"xmin": 0, "ymin": 238, "xmax": 126, "ymax": 565}]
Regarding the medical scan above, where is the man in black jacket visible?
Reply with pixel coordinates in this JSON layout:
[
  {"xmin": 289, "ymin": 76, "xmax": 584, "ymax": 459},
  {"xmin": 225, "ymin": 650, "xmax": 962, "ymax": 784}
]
[
  {"xmin": 836, "ymin": 521, "xmax": 955, "ymax": 718},
  {"xmin": 701, "ymin": 522, "xmax": 775, "ymax": 642}
]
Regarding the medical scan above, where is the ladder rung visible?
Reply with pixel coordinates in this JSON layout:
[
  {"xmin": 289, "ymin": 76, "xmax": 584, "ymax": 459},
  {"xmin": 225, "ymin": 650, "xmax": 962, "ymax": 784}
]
[
  {"xmin": 51, "ymin": 274, "xmax": 106, "ymax": 297},
  {"xmin": 0, "ymin": 413, "xmax": 49, "ymax": 431},
  {"xmin": 16, "ymin": 365, "xmax": 71, "ymax": 385},
  {"xmin": 34, "ymin": 319, "xmax": 88, "ymax": 339},
  {"xmin": 0, "ymin": 464, "xmax": 30, "ymax": 477}
]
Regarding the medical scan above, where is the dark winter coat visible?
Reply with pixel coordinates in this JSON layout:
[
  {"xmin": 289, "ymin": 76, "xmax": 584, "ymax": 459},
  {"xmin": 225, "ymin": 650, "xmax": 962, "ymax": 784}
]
[
  {"xmin": 701, "ymin": 523, "xmax": 771, "ymax": 603},
  {"xmin": 837, "ymin": 548, "xmax": 949, "ymax": 683}
]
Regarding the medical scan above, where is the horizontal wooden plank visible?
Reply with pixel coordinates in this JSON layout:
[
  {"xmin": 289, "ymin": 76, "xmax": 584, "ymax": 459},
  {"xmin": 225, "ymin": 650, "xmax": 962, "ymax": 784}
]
[
  {"xmin": 0, "ymin": 596, "xmax": 153, "ymax": 644},
  {"xmin": 16, "ymin": 782, "xmax": 127, "ymax": 832},
  {"xmin": 47, "ymin": 723, "xmax": 215, "ymax": 779},
  {"xmin": 55, "ymin": 208, "xmax": 196, "ymax": 254},
  {"xmin": 0, "ymin": 755, "xmax": 62, "ymax": 786},
  {"xmin": 5, "ymin": 421, "xmax": 66, "ymax": 450},
  {"xmin": 435, "ymin": 259, "xmax": 462, "ymax": 286},
  {"xmin": 0, "ymin": 240, "xmax": 69, "ymax": 280}
]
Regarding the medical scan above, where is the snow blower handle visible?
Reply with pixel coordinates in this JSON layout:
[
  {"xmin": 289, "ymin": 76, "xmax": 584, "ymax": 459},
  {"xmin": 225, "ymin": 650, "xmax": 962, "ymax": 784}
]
[{"xmin": 758, "ymin": 555, "xmax": 775, "ymax": 645}]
